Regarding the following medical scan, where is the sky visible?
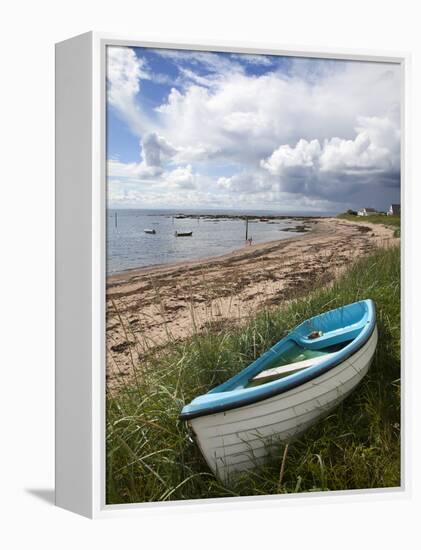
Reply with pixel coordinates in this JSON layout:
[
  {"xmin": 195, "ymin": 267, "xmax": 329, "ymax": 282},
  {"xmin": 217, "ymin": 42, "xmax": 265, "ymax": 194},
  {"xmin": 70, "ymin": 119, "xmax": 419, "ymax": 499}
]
[{"xmin": 106, "ymin": 46, "xmax": 401, "ymax": 213}]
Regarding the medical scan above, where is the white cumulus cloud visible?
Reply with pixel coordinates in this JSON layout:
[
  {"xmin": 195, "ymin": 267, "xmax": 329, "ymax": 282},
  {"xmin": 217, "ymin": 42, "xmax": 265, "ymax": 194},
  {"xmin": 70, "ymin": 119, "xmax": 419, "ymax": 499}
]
[
  {"xmin": 107, "ymin": 47, "xmax": 151, "ymax": 133},
  {"xmin": 319, "ymin": 116, "xmax": 400, "ymax": 174},
  {"xmin": 165, "ymin": 165, "xmax": 197, "ymax": 189},
  {"xmin": 261, "ymin": 139, "xmax": 321, "ymax": 174},
  {"xmin": 260, "ymin": 115, "xmax": 400, "ymax": 197}
]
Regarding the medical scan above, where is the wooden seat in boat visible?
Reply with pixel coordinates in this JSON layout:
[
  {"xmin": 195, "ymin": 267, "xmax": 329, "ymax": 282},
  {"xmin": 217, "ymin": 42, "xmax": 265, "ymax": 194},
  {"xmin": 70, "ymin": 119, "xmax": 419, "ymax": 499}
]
[{"xmin": 251, "ymin": 354, "xmax": 333, "ymax": 383}]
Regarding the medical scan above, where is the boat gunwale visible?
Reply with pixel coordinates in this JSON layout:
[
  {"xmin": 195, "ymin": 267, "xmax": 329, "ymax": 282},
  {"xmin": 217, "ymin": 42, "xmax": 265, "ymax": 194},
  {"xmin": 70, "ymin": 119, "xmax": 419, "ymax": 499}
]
[{"xmin": 179, "ymin": 300, "xmax": 376, "ymax": 421}]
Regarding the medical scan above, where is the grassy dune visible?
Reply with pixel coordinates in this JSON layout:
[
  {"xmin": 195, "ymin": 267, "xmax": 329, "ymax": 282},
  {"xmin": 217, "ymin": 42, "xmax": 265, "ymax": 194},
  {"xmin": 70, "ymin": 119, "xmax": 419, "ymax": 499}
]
[
  {"xmin": 338, "ymin": 212, "xmax": 401, "ymax": 237},
  {"xmin": 106, "ymin": 244, "xmax": 401, "ymax": 504}
]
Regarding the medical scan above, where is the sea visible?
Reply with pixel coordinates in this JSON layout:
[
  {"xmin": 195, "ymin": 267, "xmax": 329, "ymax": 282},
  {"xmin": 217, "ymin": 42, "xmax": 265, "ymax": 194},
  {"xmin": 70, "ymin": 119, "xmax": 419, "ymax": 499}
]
[{"xmin": 106, "ymin": 209, "xmax": 329, "ymax": 275}]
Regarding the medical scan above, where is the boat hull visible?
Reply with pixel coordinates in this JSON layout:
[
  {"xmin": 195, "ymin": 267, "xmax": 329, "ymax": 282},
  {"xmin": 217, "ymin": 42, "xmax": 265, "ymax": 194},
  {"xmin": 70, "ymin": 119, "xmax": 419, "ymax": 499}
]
[{"xmin": 189, "ymin": 325, "xmax": 377, "ymax": 483}]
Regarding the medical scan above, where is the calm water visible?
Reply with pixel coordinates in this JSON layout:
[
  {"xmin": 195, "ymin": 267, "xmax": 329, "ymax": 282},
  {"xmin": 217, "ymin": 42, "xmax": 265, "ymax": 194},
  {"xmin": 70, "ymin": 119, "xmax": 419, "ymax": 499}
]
[{"xmin": 106, "ymin": 209, "xmax": 310, "ymax": 275}]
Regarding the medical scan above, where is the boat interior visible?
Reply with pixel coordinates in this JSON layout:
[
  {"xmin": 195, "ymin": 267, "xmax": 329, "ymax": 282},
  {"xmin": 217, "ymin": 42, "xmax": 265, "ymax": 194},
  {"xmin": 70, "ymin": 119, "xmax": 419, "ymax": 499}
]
[
  {"xmin": 245, "ymin": 338, "xmax": 352, "ymax": 388},
  {"xmin": 229, "ymin": 302, "xmax": 372, "ymax": 391}
]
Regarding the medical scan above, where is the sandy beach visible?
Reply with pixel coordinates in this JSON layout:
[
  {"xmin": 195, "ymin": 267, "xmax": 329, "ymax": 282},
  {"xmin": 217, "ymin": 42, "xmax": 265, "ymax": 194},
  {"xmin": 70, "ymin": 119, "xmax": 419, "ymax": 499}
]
[{"xmin": 106, "ymin": 217, "xmax": 395, "ymax": 389}]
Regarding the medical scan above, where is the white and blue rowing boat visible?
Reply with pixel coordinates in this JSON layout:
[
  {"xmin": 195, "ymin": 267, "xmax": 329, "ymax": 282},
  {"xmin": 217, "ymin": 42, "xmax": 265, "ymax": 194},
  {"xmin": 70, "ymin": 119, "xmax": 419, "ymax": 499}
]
[{"xmin": 180, "ymin": 299, "xmax": 377, "ymax": 482}]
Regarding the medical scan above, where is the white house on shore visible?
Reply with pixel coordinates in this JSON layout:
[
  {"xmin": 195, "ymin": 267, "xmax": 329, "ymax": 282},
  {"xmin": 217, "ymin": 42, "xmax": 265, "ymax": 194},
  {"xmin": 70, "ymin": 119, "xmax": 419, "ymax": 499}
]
[
  {"xmin": 357, "ymin": 207, "xmax": 377, "ymax": 216},
  {"xmin": 388, "ymin": 204, "xmax": 400, "ymax": 216}
]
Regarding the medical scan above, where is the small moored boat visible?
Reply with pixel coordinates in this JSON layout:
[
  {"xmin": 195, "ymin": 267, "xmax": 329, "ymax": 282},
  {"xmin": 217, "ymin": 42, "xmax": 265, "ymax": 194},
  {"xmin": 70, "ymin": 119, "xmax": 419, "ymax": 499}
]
[
  {"xmin": 180, "ymin": 299, "xmax": 377, "ymax": 482},
  {"xmin": 175, "ymin": 231, "xmax": 193, "ymax": 237},
  {"xmin": 144, "ymin": 229, "xmax": 156, "ymax": 234}
]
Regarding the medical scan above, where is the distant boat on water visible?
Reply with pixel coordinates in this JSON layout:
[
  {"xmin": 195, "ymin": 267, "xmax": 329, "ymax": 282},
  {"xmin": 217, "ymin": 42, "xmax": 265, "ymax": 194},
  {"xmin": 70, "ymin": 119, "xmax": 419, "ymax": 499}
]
[
  {"xmin": 175, "ymin": 231, "xmax": 193, "ymax": 237},
  {"xmin": 144, "ymin": 229, "xmax": 156, "ymax": 234}
]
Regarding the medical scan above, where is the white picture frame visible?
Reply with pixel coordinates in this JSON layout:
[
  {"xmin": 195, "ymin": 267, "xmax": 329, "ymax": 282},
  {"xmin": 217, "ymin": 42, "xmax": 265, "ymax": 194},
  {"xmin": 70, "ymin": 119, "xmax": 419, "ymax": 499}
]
[{"xmin": 55, "ymin": 31, "xmax": 410, "ymax": 518}]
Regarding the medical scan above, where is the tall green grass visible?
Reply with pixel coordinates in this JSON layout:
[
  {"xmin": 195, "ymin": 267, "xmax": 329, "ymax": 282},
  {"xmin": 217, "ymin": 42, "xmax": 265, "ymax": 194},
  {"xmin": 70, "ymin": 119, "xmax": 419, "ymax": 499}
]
[{"xmin": 106, "ymin": 244, "xmax": 400, "ymax": 504}]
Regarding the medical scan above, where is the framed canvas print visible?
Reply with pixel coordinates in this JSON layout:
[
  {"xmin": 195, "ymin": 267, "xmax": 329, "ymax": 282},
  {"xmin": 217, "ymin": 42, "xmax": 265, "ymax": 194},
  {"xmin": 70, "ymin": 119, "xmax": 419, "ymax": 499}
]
[{"xmin": 55, "ymin": 32, "xmax": 408, "ymax": 518}]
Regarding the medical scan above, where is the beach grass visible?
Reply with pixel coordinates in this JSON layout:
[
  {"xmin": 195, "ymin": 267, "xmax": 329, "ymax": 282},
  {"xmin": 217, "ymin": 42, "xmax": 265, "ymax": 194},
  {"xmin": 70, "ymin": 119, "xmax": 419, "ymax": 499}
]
[{"xmin": 106, "ymin": 243, "xmax": 401, "ymax": 504}]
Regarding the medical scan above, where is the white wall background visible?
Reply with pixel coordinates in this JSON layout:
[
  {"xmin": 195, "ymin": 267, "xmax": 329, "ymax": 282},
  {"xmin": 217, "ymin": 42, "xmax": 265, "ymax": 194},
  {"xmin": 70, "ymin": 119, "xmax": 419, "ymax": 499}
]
[{"xmin": 0, "ymin": 0, "xmax": 419, "ymax": 547}]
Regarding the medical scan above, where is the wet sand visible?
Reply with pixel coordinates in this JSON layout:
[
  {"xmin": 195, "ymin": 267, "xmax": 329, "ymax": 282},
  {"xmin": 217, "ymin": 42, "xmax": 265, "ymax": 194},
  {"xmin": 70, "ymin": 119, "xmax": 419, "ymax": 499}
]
[{"xmin": 106, "ymin": 217, "xmax": 395, "ymax": 389}]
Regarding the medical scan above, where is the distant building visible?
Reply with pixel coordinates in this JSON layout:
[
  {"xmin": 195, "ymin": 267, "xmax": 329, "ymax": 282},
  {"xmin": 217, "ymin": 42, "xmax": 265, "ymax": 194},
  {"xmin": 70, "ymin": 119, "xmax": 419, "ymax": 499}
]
[
  {"xmin": 388, "ymin": 204, "xmax": 401, "ymax": 216},
  {"xmin": 357, "ymin": 207, "xmax": 377, "ymax": 216}
]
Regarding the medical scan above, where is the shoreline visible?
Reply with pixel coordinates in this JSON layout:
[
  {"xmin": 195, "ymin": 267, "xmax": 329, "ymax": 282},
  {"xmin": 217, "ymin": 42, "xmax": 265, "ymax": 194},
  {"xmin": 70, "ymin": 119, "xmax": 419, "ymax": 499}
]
[
  {"xmin": 107, "ymin": 223, "xmax": 316, "ymax": 284},
  {"xmin": 106, "ymin": 217, "xmax": 396, "ymax": 389},
  {"xmin": 107, "ymin": 216, "xmax": 317, "ymax": 280}
]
